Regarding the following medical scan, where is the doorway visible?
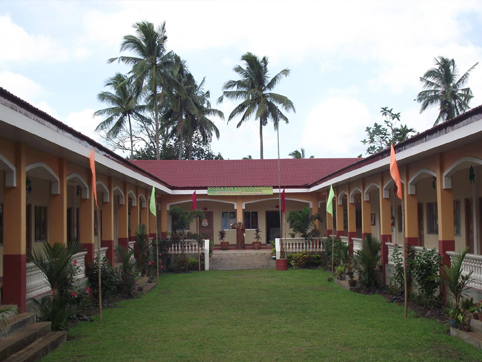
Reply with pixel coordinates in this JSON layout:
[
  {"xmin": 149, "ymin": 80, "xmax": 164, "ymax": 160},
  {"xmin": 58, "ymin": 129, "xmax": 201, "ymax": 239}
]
[
  {"xmin": 466, "ymin": 198, "xmax": 474, "ymax": 253},
  {"xmin": 26, "ymin": 204, "xmax": 32, "ymax": 260},
  {"xmin": 418, "ymin": 203, "xmax": 424, "ymax": 246},
  {"xmin": 266, "ymin": 211, "xmax": 280, "ymax": 244},
  {"xmin": 199, "ymin": 211, "xmax": 213, "ymax": 240}
]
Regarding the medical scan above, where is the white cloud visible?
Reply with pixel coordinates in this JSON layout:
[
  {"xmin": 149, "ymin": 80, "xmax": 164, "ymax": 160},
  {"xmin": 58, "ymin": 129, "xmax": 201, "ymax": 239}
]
[
  {"xmin": 64, "ymin": 109, "xmax": 104, "ymax": 144},
  {"xmin": 0, "ymin": 15, "xmax": 69, "ymax": 63},
  {"xmin": 302, "ymin": 97, "xmax": 371, "ymax": 158},
  {"xmin": 0, "ymin": 71, "xmax": 46, "ymax": 101}
]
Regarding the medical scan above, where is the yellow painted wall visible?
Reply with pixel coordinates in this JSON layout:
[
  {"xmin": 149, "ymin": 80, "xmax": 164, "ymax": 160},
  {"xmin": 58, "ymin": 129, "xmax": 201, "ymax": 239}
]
[
  {"xmin": 369, "ymin": 189, "xmax": 380, "ymax": 238},
  {"xmin": 27, "ymin": 177, "xmax": 51, "ymax": 254}
]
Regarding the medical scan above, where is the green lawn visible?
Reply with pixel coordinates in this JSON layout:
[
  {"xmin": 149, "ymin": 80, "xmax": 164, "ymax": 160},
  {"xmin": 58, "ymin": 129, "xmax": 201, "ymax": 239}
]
[{"xmin": 43, "ymin": 269, "xmax": 482, "ymax": 361}]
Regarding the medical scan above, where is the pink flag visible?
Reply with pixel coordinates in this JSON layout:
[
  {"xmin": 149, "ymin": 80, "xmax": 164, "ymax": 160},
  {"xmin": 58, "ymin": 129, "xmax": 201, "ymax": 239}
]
[
  {"xmin": 191, "ymin": 191, "xmax": 197, "ymax": 210},
  {"xmin": 89, "ymin": 149, "xmax": 97, "ymax": 207},
  {"xmin": 390, "ymin": 144, "xmax": 403, "ymax": 200}
]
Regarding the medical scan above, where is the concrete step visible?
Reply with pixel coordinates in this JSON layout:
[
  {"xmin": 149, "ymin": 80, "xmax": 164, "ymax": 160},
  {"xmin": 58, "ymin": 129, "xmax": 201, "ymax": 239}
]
[
  {"xmin": 0, "ymin": 313, "xmax": 36, "ymax": 338},
  {"xmin": 3, "ymin": 331, "xmax": 66, "ymax": 362},
  {"xmin": 0, "ymin": 322, "xmax": 51, "ymax": 361},
  {"xmin": 450, "ymin": 326, "xmax": 482, "ymax": 349},
  {"xmin": 0, "ymin": 306, "xmax": 18, "ymax": 321},
  {"xmin": 210, "ymin": 253, "xmax": 276, "ymax": 270},
  {"xmin": 470, "ymin": 317, "xmax": 482, "ymax": 333}
]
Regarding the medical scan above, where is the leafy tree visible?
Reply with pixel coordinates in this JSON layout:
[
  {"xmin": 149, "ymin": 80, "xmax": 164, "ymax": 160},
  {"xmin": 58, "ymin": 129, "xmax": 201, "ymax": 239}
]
[
  {"xmin": 169, "ymin": 207, "xmax": 204, "ymax": 257},
  {"xmin": 286, "ymin": 207, "xmax": 322, "ymax": 251},
  {"xmin": 242, "ymin": 155, "xmax": 252, "ymax": 159},
  {"xmin": 132, "ymin": 131, "xmax": 223, "ymax": 160},
  {"xmin": 94, "ymin": 73, "xmax": 147, "ymax": 160},
  {"xmin": 416, "ymin": 56, "xmax": 478, "ymax": 126},
  {"xmin": 289, "ymin": 148, "xmax": 314, "ymax": 159},
  {"xmin": 361, "ymin": 107, "xmax": 416, "ymax": 155},
  {"xmin": 109, "ymin": 21, "xmax": 177, "ymax": 160},
  {"xmin": 218, "ymin": 52, "xmax": 295, "ymax": 159}
]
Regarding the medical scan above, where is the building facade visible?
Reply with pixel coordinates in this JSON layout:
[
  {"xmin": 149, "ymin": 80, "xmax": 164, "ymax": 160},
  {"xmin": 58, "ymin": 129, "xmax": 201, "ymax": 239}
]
[{"xmin": 1, "ymin": 86, "xmax": 482, "ymax": 311}]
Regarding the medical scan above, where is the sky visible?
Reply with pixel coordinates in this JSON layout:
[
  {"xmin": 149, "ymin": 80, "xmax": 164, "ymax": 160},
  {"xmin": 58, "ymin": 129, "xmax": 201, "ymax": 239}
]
[{"xmin": 1, "ymin": 0, "xmax": 482, "ymax": 160}]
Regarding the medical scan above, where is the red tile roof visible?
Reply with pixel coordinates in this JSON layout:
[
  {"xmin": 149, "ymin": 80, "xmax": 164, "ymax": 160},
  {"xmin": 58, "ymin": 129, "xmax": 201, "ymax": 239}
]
[{"xmin": 132, "ymin": 158, "xmax": 360, "ymax": 189}]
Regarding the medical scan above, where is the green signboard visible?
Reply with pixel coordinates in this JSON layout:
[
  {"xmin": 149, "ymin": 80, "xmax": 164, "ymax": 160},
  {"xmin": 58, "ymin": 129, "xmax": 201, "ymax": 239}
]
[{"xmin": 207, "ymin": 187, "xmax": 273, "ymax": 196}]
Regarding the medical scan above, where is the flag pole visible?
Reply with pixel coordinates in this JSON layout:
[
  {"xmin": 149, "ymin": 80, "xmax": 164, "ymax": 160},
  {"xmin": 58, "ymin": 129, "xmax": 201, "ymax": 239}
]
[
  {"xmin": 402, "ymin": 190, "xmax": 407, "ymax": 318},
  {"xmin": 97, "ymin": 204, "xmax": 102, "ymax": 322},
  {"xmin": 156, "ymin": 214, "xmax": 159, "ymax": 285},
  {"xmin": 277, "ymin": 125, "xmax": 283, "ymax": 259}
]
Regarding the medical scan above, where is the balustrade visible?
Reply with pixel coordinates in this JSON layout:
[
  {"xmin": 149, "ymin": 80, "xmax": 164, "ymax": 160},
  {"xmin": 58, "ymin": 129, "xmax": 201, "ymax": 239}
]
[
  {"xmin": 447, "ymin": 251, "xmax": 482, "ymax": 290},
  {"xmin": 275, "ymin": 238, "xmax": 323, "ymax": 259},
  {"xmin": 352, "ymin": 238, "xmax": 362, "ymax": 253}
]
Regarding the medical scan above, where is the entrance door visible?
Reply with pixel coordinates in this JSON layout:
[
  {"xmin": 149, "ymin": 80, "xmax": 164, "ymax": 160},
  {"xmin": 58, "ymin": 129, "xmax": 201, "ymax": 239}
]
[
  {"xmin": 199, "ymin": 211, "xmax": 213, "ymax": 240},
  {"xmin": 418, "ymin": 203, "xmax": 424, "ymax": 246},
  {"xmin": 466, "ymin": 198, "xmax": 474, "ymax": 253},
  {"xmin": 266, "ymin": 211, "xmax": 280, "ymax": 244}
]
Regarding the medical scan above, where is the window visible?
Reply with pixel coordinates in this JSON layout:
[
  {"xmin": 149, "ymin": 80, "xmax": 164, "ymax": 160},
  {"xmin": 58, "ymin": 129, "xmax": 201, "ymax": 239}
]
[
  {"xmin": 0, "ymin": 204, "xmax": 3, "ymax": 245},
  {"xmin": 426, "ymin": 202, "xmax": 438, "ymax": 234},
  {"xmin": 221, "ymin": 212, "xmax": 236, "ymax": 230},
  {"xmin": 35, "ymin": 206, "xmax": 48, "ymax": 242},
  {"xmin": 397, "ymin": 205, "xmax": 402, "ymax": 233},
  {"xmin": 454, "ymin": 200, "xmax": 461, "ymax": 236},
  {"xmin": 244, "ymin": 211, "xmax": 258, "ymax": 229}
]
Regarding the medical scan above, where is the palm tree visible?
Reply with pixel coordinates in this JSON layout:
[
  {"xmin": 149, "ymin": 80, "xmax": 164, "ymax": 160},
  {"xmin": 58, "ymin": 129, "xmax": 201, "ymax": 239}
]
[
  {"xmin": 218, "ymin": 52, "xmax": 295, "ymax": 159},
  {"xmin": 289, "ymin": 148, "xmax": 314, "ymax": 159},
  {"xmin": 185, "ymin": 77, "xmax": 223, "ymax": 160},
  {"xmin": 94, "ymin": 73, "xmax": 147, "ymax": 160},
  {"xmin": 108, "ymin": 21, "xmax": 177, "ymax": 160},
  {"xmin": 416, "ymin": 56, "xmax": 478, "ymax": 126}
]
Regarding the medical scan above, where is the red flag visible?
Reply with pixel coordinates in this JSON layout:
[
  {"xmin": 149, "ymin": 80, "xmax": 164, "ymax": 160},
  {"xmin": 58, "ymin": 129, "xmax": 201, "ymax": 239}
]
[
  {"xmin": 281, "ymin": 189, "xmax": 286, "ymax": 214},
  {"xmin": 89, "ymin": 149, "xmax": 97, "ymax": 207},
  {"xmin": 390, "ymin": 144, "xmax": 403, "ymax": 200},
  {"xmin": 191, "ymin": 191, "xmax": 197, "ymax": 210}
]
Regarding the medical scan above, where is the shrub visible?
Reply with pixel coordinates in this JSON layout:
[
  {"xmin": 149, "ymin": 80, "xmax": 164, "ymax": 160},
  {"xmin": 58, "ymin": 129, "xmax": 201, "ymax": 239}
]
[
  {"xmin": 115, "ymin": 245, "xmax": 138, "ymax": 298},
  {"xmin": 289, "ymin": 252, "xmax": 322, "ymax": 269},
  {"xmin": 355, "ymin": 235, "xmax": 381, "ymax": 288},
  {"xmin": 87, "ymin": 257, "xmax": 122, "ymax": 302},
  {"xmin": 187, "ymin": 258, "xmax": 198, "ymax": 271},
  {"xmin": 389, "ymin": 244, "xmax": 413, "ymax": 293},
  {"xmin": 412, "ymin": 247, "xmax": 442, "ymax": 308},
  {"xmin": 323, "ymin": 237, "xmax": 344, "ymax": 267},
  {"xmin": 134, "ymin": 224, "xmax": 149, "ymax": 276}
]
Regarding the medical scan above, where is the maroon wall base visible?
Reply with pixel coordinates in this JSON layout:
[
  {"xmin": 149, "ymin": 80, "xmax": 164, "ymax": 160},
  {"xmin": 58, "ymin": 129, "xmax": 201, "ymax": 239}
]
[
  {"xmin": 336, "ymin": 230, "xmax": 344, "ymax": 237},
  {"xmin": 405, "ymin": 237, "xmax": 419, "ymax": 247},
  {"xmin": 81, "ymin": 243, "xmax": 95, "ymax": 267},
  {"xmin": 439, "ymin": 239, "xmax": 455, "ymax": 267},
  {"xmin": 101, "ymin": 240, "xmax": 114, "ymax": 265},
  {"xmin": 129, "ymin": 236, "xmax": 136, "ymax": 242},
  {"xmin": 118, "ymin": 237, "xmax": 129, "ymax": 249},
  {"xmin": 361, "ymin": 233, "xmax": 371, "ymax": 240},
  {"xmin": 347, "ymin": 232, "xmax": 356, "ymax": 254},
  {"xmin": 3, "ymin": 254, "xmax": 26, "ymax": 312},
  {"xmin": 149, "ymin": 233, "xmax": 156, "ymax": 240},
  {"xmin": 326, "ymin": 229, "xmax": 333, "ymax": 237}
]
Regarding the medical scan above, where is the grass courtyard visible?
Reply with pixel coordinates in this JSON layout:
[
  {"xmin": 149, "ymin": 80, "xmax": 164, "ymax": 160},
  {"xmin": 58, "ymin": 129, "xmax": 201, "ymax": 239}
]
[{"xmin": 43, "ymin": 269, "xmax": 482, "ymax": 362}]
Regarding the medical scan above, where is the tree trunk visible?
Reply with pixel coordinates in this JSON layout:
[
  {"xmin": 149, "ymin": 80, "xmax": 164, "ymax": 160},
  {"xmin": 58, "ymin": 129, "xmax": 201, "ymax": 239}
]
[
  {"xmin": 178, "ymin": 116, "xmax": 184, "ymax": 160},
  {"xmin": 259, "ymin": 119, "xmax": 264, "ymax": 159},
  {"xmin": 154, "ymin": 84, "xmax": 160, "ymax": 161},
  {"xmin": 128, "ymin": 114, "xmax": 134, "ymax": 160}
]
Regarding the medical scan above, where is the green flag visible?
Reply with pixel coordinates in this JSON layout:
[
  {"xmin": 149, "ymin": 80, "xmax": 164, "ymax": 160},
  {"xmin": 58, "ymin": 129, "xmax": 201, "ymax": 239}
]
[
  {"xmin": 150, "ymin": 186, "xmax": 156, "ymax": 216},
  {"xmin": 326, "ymin": 185, "xmax": 335, "ymax": 216}
]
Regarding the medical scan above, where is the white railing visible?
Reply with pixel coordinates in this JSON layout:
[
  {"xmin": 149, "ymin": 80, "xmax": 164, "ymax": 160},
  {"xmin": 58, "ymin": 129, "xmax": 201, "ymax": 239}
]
[
  {"xmin": 26, "ymin": 251, "xmax": 87, "ymax": 299},
  {"xmin": 340, "ymin": 236, "xmax": 349, "ymax": 245},
  {"xmin": 386, "ymin": 242, "xmax": 398, "ymax": 265},
  {"xmin": 167, "ymin": 239, "xmax": 210, "ymax": 271},
  {"xmin": 72, "ymin": 251, "xmax": 87, "ymax": 280},
  {"xmin": 128, "ymin": 241, "xmax": 136, "ymax": 260},
  {"xmin": 447, "ymin": 251, "xmax": 482, "ymax": 290},
  {"xmin": 26, "ymin": 262, "xmax": 50, "ymax": 300},
  {"xmin": 94, "ymin": 247, "xmax": 109, "ymax": 262},
  {"xmin": 353, "ymin": 238, "xmax": 362, "ymax": 253},
  {"xmin": 275, "ymin": 238, "xmax": 323, "ymax": 259}
]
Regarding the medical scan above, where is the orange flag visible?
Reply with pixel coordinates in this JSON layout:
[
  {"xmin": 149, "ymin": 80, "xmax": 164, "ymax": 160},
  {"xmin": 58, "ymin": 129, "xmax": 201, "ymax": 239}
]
[
  {"xmin": 390, "ymin": 144, "xmax": 403, "ymax": 200},
  {"xmin": 90, "ymin": 149, "xmax": 97, "ymax": 207}
]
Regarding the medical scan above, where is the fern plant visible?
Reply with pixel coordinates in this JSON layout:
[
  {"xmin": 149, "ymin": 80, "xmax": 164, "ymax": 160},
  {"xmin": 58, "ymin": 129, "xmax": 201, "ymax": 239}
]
[
  {"xmin": 355, "ymin": 235, "xmax": 381, "ymax": 288},
  {"xmin": 441, "ymin": 247, "xmax": 472, "ymax": 308}
]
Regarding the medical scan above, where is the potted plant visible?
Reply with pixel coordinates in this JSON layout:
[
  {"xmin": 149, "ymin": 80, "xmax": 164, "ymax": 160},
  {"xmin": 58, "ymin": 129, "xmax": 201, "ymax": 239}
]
[
  {"xmin": 289, "ymin": 232, "xmax": 296, "ymax": 238},
  {"xmin": 346, "ymin": 267, "xmax": 356, "ymax": 288},
  {"xmin": 336, "ymin": 265, "xmax": 346, "ymax": 280},
  {"xmin": 253, "ymin": 229, "xmax": 262, "ymax": 250},
  {"xmin": 270, "ymin": 240, "xmax": 276, "ymax": 259},
  {"xmin": 218, "ymin": 230, "xmax": 229, "ymax": 250}
]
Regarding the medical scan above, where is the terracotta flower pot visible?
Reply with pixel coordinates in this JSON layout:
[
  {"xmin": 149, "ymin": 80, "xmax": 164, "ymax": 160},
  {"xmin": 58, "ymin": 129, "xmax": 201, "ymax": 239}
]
[
  {"xmin": 253, "ymin": 241, "xmax": 261, "ymax": 250},
  {"xmin": 221, "ymin": 241, "xmax": 229, "ymax": 250},
  {"xmin": 276, "ymin": 259, "xmax": 288, "ymax": 271}
]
